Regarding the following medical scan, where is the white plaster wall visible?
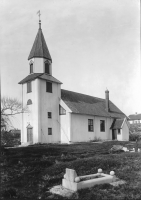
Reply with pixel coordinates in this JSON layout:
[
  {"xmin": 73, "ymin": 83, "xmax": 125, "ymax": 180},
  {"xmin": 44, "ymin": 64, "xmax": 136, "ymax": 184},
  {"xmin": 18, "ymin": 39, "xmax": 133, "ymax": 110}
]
[
  {"xmin": 60, "ymin": 113, "xmax": 71, "ymax": 143},
  {"xmin": 117, "ymin": 129, "xmax": 122, "ymax": 141},
  {"xmin": 106, "ymin": 117, "xmax": 113, "ymax": 140},
  {"xmin": 39, "ymin": 79, "xmax": 61, "ymax": 143},
  {"xmin": 70, "ymin": 114, "xmax": 114, "ymax": 142},
  {"xmin": 34, "ymin": 58, "xmax": 44, "ymax": 73},
  {"xmin": 93, "ymin": 116, "xmax": 113, "ymax": 140},
  {"xmin": 49, "ymin": 63, "xmax": 52, "ymax": 75},
  {"xmin": 29, "ymin": 58, "xmax": 51, "ymax": 74},
  {"xmin": 21, "ymin": 78, "xmax": 61, "ymax": 144},
  {"xmin": 121, "ymin": 122, "xmax": 129, "ymax": 141},
  {"xmin": 60, "ymin": 100, "xmax": 72, "ymax": 143},
  {"xmin": 21, "ymin": 79, "xmax": 40, "ymax": 144}
]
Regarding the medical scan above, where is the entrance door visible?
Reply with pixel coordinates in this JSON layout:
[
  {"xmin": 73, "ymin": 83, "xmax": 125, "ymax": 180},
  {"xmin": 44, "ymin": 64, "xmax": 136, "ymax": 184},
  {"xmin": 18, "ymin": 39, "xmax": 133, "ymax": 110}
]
[
  {"xmin": 112, "ymin": 129, "xmax": 117, "ymax": 140},
  {"xmin": 27, "ymin": 128, "xmax": 33, "ymax": 143}
]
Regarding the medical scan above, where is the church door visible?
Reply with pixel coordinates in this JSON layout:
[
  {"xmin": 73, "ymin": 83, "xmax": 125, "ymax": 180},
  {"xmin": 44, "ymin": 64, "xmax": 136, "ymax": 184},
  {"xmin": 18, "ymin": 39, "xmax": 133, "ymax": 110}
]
[
  {"xmin": 27, "ymin": 128, "xmax": 33, "ymax": 143},
  {"xmin": 112, "ymin": 129, "xmax": 117, "ymax": 140}
]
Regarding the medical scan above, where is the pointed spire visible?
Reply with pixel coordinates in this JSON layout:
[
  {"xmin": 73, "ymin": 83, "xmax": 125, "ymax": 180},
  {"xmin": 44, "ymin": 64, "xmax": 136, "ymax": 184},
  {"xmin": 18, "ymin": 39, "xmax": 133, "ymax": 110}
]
[{"xmin": 28, "ymin": 20, "xmax": 52, "ymax": 61}]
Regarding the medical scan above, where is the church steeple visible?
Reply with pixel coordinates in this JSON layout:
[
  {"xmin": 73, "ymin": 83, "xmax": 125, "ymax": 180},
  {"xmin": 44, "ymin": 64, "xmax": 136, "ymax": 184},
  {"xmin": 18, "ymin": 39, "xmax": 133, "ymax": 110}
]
[{"xmin": 28, "ymin": 20, "xmax": 52, "ymax": 62}]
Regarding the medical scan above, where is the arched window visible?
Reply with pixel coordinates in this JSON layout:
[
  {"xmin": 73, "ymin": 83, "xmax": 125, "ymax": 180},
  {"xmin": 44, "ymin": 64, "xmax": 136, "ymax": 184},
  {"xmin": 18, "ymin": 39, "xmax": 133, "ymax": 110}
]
[
  {"xmin": 27, "ymin": 99, "xmax": 32, "ymax": 105},
  {"xmin": 30, "ymin": 63, "xmax": 33, "ymax": 74},
  {"xmin": 45, "ymin": 61, "xmax": 50, "ymax": 74}
]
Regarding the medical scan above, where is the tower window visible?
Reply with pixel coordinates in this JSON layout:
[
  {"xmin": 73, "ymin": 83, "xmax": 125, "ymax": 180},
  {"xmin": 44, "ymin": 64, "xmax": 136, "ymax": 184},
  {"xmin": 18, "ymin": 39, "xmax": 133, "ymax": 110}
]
[
  {"xmin": 59, "ymin": 105, "xmax": 66, "ymax": 115},
  {"xmin": 46, "ymin": 82, "xmax": 52, "ymax": 93},
  {"xmin": 100, "ymin": 120, "xmax": 105, "ymax": 132},
  {"xmin": 48, "ymin": 128, "xmax": 52, "ymax": 135},
  {"xmin": 27, "ymin": 82, "xmax": 32, "ymax": 93},
  {"xmin": 118, "ymin": 129, "xmax": 121, "ymax": 134},
  {"xmin": 30, "ymin": 63, "xmax": 33, "ymax": 74},
  {"xmin": 88, "ymin": 119, "xmax": 94, "ymax": 132},
  {"xmin": 45, "ymin": 62, "xmax": 49, "ymax": 74},
  {"xmin": 48, "ymin": 112, "xmax": 52, "ymax": 118}
]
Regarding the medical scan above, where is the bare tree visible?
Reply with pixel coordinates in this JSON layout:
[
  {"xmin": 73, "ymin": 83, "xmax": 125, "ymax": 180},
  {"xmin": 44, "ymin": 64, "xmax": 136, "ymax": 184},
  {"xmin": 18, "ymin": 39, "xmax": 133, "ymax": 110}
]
[{"xmin": 1, "ymin": 96, "xmax": 29, "ymax": 130}]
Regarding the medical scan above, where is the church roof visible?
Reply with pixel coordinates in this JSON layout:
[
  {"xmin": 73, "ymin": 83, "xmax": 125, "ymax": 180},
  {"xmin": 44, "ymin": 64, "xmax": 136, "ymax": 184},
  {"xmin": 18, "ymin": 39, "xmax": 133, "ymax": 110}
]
[
  {"xmin": 28, "ymin": 26, "xmax": 52, "ymax": 61},
  {"xmin": 18, "ymin": 73, "xmax": 62, "ymax": 84},
  {"xmin": 110, "ymin": 119, "xmax": 124, "ymax": 129},
  {"xmin": 61, "ymin": 89, "xmax": 126, "ymax": 119}
]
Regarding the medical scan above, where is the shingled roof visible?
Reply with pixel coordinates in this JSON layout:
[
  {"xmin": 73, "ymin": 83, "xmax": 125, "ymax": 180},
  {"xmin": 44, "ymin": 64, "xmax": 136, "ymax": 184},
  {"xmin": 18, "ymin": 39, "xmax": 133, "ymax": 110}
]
[
  {"xmin": 110, "ymin": 119, "xmax": 124, "ymax": 129},
  {"xmin": 28, "ymin": 26, "xmax": 52, "ymax": 61},
  {"xmin": 18, "ymin": 73, "xmax": 62, "ymax": 84},
  {"xmin": 128, "ymin": 114, "xmax": 141, "ymax": 120},
  {"xmin": 61, "ymin": 89, "xmax": 126, "ymax": 119}
]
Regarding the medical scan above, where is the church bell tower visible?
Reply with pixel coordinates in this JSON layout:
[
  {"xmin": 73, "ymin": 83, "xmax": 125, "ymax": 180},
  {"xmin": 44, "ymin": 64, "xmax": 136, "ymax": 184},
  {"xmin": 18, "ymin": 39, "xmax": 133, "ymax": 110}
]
[
  {"xmin": 28, "ymin": 20, "xmax": 52, "ymax": 75},
  {"xmin": 19, "ymin": 19, "xmax": 62, "ymax": 145}
]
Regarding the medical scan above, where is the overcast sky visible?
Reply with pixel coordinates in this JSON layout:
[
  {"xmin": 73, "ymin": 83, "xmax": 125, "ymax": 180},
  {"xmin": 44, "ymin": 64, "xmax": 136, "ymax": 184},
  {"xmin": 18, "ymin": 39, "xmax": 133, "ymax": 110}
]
[{"xmin": 1, "ymin": 0, "xmax": 140, "ymax": 129}]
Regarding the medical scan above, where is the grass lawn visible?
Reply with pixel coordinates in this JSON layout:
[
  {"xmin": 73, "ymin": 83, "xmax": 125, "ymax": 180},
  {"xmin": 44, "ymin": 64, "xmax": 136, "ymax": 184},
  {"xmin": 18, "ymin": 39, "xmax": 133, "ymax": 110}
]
[{"xmin": 1, "ymin": 141, "xmax": 141, "ymax": 199}]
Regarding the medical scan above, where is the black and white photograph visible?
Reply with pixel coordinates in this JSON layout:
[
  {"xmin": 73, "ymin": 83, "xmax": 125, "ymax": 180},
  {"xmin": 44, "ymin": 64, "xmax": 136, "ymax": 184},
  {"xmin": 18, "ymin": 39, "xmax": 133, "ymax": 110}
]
[{"xmin": 1, "ymin": 0, "xmax": 141, "ymax": 199}]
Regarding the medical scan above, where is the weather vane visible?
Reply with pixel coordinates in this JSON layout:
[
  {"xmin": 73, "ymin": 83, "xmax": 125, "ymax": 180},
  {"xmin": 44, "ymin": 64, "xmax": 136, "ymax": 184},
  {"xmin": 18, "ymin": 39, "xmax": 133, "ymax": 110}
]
[{"xmin": 37, "ymin": 10, "xmax": 41, "ymax": 21}]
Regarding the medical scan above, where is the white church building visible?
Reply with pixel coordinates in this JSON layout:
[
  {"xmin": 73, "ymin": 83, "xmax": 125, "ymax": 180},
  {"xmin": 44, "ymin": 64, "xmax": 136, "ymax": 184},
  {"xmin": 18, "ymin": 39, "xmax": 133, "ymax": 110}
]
[{"xmin": 19, "ymin": 20, "xmax": 129, "ymax": 144}]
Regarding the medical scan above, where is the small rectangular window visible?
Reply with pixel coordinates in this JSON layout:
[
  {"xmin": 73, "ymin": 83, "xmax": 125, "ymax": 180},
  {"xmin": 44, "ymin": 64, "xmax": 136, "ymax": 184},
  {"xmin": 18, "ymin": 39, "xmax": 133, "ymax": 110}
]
[
  {"xmin": 27, "ymin": 82, "xmax": 32, "ymax": 93},
  {"xmin": 45, "ymin": 63, "xmax": 49, "ymax": 74},
  {"xmin": 59, "ymin": 105, "xmax": 66, "ymax": 115},
  {"xmin": 30, "ymin": 63, "xmax": 33, "ymax": 74},
  {"xmin": 88, "ymin": 119, "xmax": 93, "ymax": 132},
  {"xmin": 48, "ymin": 112, "xmax": 52, "ymax": 118},
  {"xmin": 118, "ymin": 129, "xmax": 120, "ymax": 134},
  {"xmin": 46, "ymin": 82, "xmax": 52, "ymax": 93},
  {"xmin": 48, "ymin": 128, "xmax": 52, "ymax": 135},
  {"xmin": 100, "ymin": 120, "xmax": 105, "ymax": 132}
]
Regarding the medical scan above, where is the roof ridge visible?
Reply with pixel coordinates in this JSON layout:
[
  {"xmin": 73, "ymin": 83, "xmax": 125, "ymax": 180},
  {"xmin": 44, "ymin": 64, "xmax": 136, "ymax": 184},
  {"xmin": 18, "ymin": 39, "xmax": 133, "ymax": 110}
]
[
  {"xmin": 61, "ymin": 89, "xmax": 105, "ymax": 101},
  {"xmin": 30, "ymin": 30, "xmax": 39, "ymax": 59},
  {"xmin": 34, "ymin": 30, "xmax": 39, "ymax": 57},
  {"xmin": 41, "ymin": 32, "xmax": 48, "ymax": 55},
  {"xmin": 129, "ymin": 114, "xmax": 141, "ymax": 116},
  {"xmin": 40, "ymin": 30, "xmax": 44, "ymax": 57}
]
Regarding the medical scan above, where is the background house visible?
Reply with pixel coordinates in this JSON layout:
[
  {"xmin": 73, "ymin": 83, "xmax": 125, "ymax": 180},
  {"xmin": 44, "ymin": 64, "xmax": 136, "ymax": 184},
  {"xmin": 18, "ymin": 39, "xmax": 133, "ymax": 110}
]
[{"xmin": 128, "ymin": 113, "xmax": 141, "ymax": 124}]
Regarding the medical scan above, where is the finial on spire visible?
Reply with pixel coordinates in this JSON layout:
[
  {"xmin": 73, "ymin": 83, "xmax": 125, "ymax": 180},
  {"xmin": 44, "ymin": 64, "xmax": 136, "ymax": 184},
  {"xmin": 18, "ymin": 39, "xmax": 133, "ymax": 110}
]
[{"xmin": 37, "ymin": 10, "xmax": 41, "ymax": 29}]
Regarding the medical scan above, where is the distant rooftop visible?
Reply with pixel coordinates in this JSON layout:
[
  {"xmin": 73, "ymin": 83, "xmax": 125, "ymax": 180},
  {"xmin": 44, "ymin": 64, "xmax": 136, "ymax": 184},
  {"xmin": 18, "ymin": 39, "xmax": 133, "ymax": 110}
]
[{"xmin": 128, "ymin": 114, "xmax": 141, "ymax": 120}]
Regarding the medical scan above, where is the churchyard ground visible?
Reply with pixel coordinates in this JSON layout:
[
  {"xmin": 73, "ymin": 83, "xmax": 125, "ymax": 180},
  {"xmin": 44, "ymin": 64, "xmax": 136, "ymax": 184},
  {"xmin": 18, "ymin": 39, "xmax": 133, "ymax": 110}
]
[{"xmin": 1, "ymin": 141, "xmax": 141, "ymax": 199}]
